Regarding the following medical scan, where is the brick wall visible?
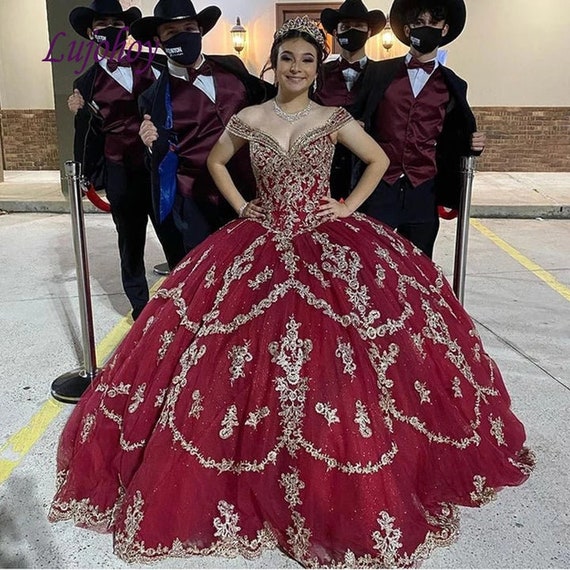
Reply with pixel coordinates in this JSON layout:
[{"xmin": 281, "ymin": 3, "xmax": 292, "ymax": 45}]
[
  {"xmin": 0, "ymin": 106, "xmax": 568, "ymax": 172},
  {"xmin": 0, "ymin": 110, "xmax": 59, "ymax": 170},
  {"xmin": 473, "ymin": 107, "xmax": 570, "ymax": 171}
]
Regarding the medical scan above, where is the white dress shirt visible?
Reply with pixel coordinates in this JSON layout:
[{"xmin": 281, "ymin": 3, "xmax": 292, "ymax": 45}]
[
  {"xmin": 167, "ymin": 55, "xmax": 216, "ymax": 103},
  {"xmin": 340, "ymin": 55, "xmax": 368, "ymax": 92},
  {"xmin": 99, "ymin": 58, "xmax": 161, "ymax": 93},
  {"xmin": 405, "ymin": 52, "xmax": 439, "ymax": 98}
]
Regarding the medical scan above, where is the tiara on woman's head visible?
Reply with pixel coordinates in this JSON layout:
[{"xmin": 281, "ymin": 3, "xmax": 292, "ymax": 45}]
[{"xmin": 273, "ymin": 15, "xmax": 326, "ymax": 51}]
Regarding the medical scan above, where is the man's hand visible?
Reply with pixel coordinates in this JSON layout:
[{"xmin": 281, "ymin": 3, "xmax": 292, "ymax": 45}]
[
  {"xmin": 139, "ymin": 114, "xmax": 158, "ymax": 148},
  {"xmin": 67, "ymin": 89, "xmax": 85, "ymax": 115},
  {"xmin": 471, "ymin": 131, "xmax": 486, "ymax": 153}
]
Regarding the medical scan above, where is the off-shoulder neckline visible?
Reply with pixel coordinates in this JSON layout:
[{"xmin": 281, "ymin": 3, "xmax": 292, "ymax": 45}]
[{"xmin": 229, "ymin": 107, "xmax": 351, "ymax": 156}]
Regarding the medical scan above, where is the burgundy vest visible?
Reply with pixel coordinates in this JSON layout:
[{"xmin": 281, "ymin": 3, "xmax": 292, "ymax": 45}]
[
  {"xmin": 170, "ymin": 59, "xmax": 249, "ymax": 202},
  {"xmin": 93, "ymin": 60, "xmax": 155, "ymax": 167},
  {"xmin": 373, "ymin": 64, "xmax": 449, "ymax": 186},
  {"xmin": 313, "ymin": 59, "xmax": 364, "ymax": 108}
]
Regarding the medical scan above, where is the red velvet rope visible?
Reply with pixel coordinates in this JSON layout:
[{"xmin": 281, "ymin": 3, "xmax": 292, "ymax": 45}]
[
  {"xmin": 438, "ymin": 206, "xmax": 458, "ymax": 220},
  {"xmin": 84, "ymin": 183, "xmax": 111, "ymax": 212}
]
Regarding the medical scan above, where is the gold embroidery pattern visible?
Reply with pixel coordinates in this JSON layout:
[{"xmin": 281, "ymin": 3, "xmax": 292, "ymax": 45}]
[
  {"xmin": 159, "ymin": 342, "xmax": 207, "ymax": 429},
  {"xmin": 245, "ymin": 406, "xmax": 270, "ymax": 429},
  {"xmin": 158, "ymin": 330, "xmax": 175, "ymax": 361},
  {"xmin": 470, "ymin": 475, "xmax": 497, "ymax": 506},
  {"xmin": 120, "ymin": 432, "xmax": 146, "ymax": 452},
  {"xmin": 280, "ymin": 468, "xmax": 311, "ymax": 561},
  {"xmin": 188, "ymin": 390, "xmax": 204, "ymax": 419},
  {"xmin": 228, "ymin": 341, "xmax": 253, "ymax": 385},
  {"xmin": 452, "ymin": 376, "xmax": 463, "ymax": 398},
  {"xmin": 335, "ymin": 339, "xmax": 356, "ymax": 378},
  {"xmin": 154, "ymin": 389, "xmax": 166, "ymax": 408},
  {"xmin": 375, "ymin": 264, "xmax": 386, "ymax": 286},
  {"xmin": 473, "ymin": 343, "xmax": 481, "ymax": 362},
  {"xmin": 279, "ymin": 467, "xmax": 304, "ymax": 508},
  {"xmin": 315, "ymin": 402, "xmax": 341, "ymax": 426},
  {"xmin": 213, "ymin": 500, "xmax": 241, "ymax": 541},
  {"xmin": 411, "ymin": 332, "xmax": 427, "ymax": 359},
  {"xmin": 306, "ymin": 262, "xmax": 331, "ymax": 288},
  {"xmin": 354, "ymin": 400, "xmax": 372, "ymax": 438},
  {"xmin": 372, "ymin": 343, "xmax": 481, "ymax": 448},
  {"xmin": 80, "ymin": 414, "xmax": 95, "ymax": 444},
  {"xmin": 508, "ymin": 447, "xmax": 536, "ymax": 475},
  {"xmin": 219, "ymin": 405, "xmax": 239, "ymax": 440},
  {"xmin": 204, "ymin": 265, "xmax": 216, "ymax": 288},
  {"xmin": 128, "ymin": 383, "xmax": 146, "ymax": 414},
  {"xmin": 489, "ymin": 414, "xmax": 506, "ymax": 446},
  {"xmin": 113, "ymin": 491, "xmax": 278, "ymax": 563},
  {"xmin": 248, "ymin": 267, "xmax": 273, "ymax": 290},
  {"xmin": 142, "ymin": 316, "xmax": 155, "ymax": 334},
  {"xmin": 372, "ymin": 511, "xmax": 403, "ymax": 567},
  {"xmin": 414, "ymin": 380, "xmax": 432, "ymax": 404},
  {"xmin": 270, "ymin": 317, "xmax": 312, "ymax": 455}
]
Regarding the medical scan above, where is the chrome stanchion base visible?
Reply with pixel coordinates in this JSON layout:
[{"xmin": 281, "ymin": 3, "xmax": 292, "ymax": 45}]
[
  {"xmin": 51, "ymin": 369, "xmax": 97, "ymax": 404},
  {"xmin": 153, "ymin": 262, "xmax": 170, "ymax": 276}
]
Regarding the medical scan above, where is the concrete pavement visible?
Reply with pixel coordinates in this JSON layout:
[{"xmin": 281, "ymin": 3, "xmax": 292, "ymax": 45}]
[
  {"xmin": 1, "ymin": 170, "xmax": 570, "ymax": 218},
  {"xmin": 0, "ymin": 202, "xmax": 569, "ymax": 567}
]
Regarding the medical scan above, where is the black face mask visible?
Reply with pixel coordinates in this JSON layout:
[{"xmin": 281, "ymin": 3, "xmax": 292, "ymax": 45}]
[
  {"xmin": 162, "ymin": 32, "xmax": 202, "ymax": 66},
  {"xmin": 92, "ymin": 26, "xmax": 128, "ymax": 50},
  {"xmin": 337, "ymin": 29, "xmax": 369, "ymax": 52},
  {"xmin": 409, "ymin": 26, "xmax": 443, "ymax": 54}
]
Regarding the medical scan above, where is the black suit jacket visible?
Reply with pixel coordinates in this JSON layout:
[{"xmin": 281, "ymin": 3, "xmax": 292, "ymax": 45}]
[
  {"xmin": 354, "ymin": 56, "xmax": 479, "ymax": 209},
  {"xmin": 72, "ymin": 52, "xmax": 167, "ymax": 189},
  {"xmin": 138, "ymin": 54, "xmax": 275, "ymax": 218}
]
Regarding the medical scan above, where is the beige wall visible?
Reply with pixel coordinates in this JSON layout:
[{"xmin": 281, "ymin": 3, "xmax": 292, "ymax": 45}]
[
  {"xmin": 152, "ymin": 0, "xmax": 568, "ymax": 107},
  {"xmin": 450, "ymin": 0, "xmax": 570, "ymax": 106},
  {"xmin": 0, "ymin": 0, "xmax": 567, "ymax": 109},
  {"xmin": 0, "ymin": 0, "xmax": 55, "ymax": 109}
]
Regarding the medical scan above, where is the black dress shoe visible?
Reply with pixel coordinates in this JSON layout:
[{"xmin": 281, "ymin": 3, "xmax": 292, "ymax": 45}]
[
  {"xmin": 131, "ymin": 305, "xmax": 145, "ymax": 321},
  {"xmin": 153, "ymin": 262, "xmax": 170, "ymax": 276}
]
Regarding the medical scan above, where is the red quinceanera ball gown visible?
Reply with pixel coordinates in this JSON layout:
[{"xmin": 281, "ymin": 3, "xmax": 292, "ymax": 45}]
[{"xmin": 49, "ymin": 108, "xmax": 534, "ymax": 567}]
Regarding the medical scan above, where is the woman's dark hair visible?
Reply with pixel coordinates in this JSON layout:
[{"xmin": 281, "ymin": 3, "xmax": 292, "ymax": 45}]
[
  {"xmin": 404, "ymin": 5, "xmax": 448, "ymax": 25},
  {"xmin": 261, "ymin": 28, "xmax": 328, "ymax": 79}
]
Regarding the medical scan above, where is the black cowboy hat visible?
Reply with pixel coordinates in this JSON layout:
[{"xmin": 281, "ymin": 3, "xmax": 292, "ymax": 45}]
[
  {"xmin": 69, "ymin": 0, "xmax": 142, "ymax": 39},
  {"xmin": 321, "ymin": 0, "xmax": 386, "ymax": 37},
  {"xmin": 390, "ymin": 0, "xmax": 466, "ymax": 46},
  {"xmin": 129, "ymin": 0, "xmax": 221, "ymax": 43}
]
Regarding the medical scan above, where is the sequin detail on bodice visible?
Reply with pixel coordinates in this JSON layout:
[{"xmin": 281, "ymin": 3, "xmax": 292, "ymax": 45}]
[{"xmin": 226, "ymin": 107, "xmax": 353, "ymax": 236}]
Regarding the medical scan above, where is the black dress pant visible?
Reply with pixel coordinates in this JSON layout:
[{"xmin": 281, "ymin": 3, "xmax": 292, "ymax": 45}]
[
  {"xmin": 362, "ymin": 176, "xmax": 440, "ymax": 259},
  {"xmin": 172, "ymin": 193, "xmax": 235, "ymax": 253},
  {"xmin": 329, "ymin": 145, "xmax": 354, "ymax": 202},
  {"xmin": 105, "ymin": 160, "xmax": 185, "ymax": 314}
]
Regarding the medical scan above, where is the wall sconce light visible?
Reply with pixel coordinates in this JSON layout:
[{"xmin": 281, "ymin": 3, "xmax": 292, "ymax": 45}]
[
  {"xmin": 230, "ymin": 17, "xmax": 246, "ymax": 54},
  {"xmin": 381, "ymin": 17, "xmax": 395, "ymax": 51}
]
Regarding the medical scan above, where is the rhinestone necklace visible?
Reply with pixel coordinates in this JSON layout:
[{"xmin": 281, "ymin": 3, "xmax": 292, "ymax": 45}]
[{"xmin": 273, "ymin": 99, "xmax": 313, "ymax": 123}]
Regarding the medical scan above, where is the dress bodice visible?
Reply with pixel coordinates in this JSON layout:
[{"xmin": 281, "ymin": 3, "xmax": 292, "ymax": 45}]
[{"xmin": 226, "ymin": 107, "xmax": 353, "ymax": 235}]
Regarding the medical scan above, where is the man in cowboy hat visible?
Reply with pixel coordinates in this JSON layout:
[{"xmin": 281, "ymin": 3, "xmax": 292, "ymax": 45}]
[
  {"xmin": 313, "ymin": 0, "xmax": 386, "ymax": 200},
  {"xmin": 355, "ymin": 0, "xmax": 485, "ymax": 258},
  {"xmin": 67, "ymin": 0, "xmax": 185, "ymax": 321},
  {"xmin": 133, "ymin": 0, "xmax": 273, "ymax": 254}
]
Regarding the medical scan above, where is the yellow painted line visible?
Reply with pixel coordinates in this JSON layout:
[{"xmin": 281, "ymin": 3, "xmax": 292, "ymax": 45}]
[
  {"xmin": 471, "ymin": 219, "xmax": 570, "ymax": 302},
  {"xmin": 0, "ymin": 400, "xmax": 62, "ymax": 483},
  {"xmin": 0, "ymin": 276, "xmax": 166, "ymax": 486}
]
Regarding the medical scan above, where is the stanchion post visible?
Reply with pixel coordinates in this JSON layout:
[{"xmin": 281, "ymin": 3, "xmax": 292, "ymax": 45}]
[
  {"xmin": 452, "ymin": 155, "xmax": 477, "ymax": 304},
  {"xmin": 51, "ymin": 161, "xmax": 98, "ymax": 404}
]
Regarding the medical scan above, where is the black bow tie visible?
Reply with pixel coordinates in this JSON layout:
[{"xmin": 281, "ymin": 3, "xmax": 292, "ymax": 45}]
[
  {"xmin": 339, "ymin": 58, "xmax": 363, "ymax": 72},
  {"xmin": 407, "ymin": 58, "xmax": 436, "ymax": 73},
  {"xmin": 106, "ymin": 58, "xmax": 130, "ymax": 72}
]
